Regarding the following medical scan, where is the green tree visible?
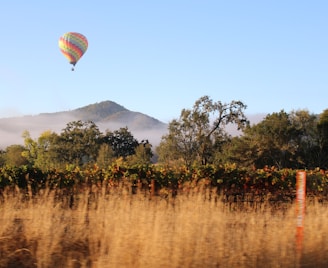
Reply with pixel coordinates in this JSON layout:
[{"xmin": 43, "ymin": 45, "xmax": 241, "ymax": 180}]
[
  {"xmin": 126, "ymin": 140, "xmax": 153, "ymax": 165},
  {"xmin": 157, "ymin": 118, "xmax": 196, "ymax": 167},
  {"xmin": 35, "ymin": 130, "xmax": 60, "ymax": 169},
  {"xmin": 238, "ymin": 110, "xmax": 300, "ymax": 168},
  {"xmin": 57, "ymin": 120, "xmax": 102, "ymax": 166},
  {"xmin": 0, "ymin": 149, "xmax": 6, "ymax": 167},
  {"xmin": 96, "ymin": 143, "xmax": 116, "ymax": 169},
  {"xmin": 220, "ymin": 109, "xmax": 324, "ymax": 169},
  {"xmin": 22, "ymin": 130, "xmax": 37, "ymax": 166},
  {"xmin": 4, "ymin": 144, "xmax": 29, "ymax": 166},
  {"xmin": 216, "ymin": 134, "xmax": 258, "ymax": 167},
  {"xmin": 289, "ymin": 110, "xmax": 320, "ymax": 168},
  {"xmin": 156, "ymin": 133, "xmax": 184, "ymax": 166},
  {"xmin": 102, "ymin": 127, "xmax": 139, "ymax": 159},
  {"xmin": 157, "ymin": 96, "xmax": 248, "ymax": 167},
  {"xmin": 22, "ymin": 130, "xmax": 68, "ymax": 170},
  {"xmin": 317, "ymin": 109, "xmax": 328, "ymax": 168}
]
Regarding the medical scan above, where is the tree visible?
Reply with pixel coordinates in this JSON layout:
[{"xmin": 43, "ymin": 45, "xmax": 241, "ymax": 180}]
[
  {"xmin": 57, "ymin": 120, "xmax": 102, "ymax": 166},
  {"xmin": 157, "ymin": 96, "xmax": 249, "ymax": 167},
  {"xmin": 237, "ymin": 110, "xmax": 301, "ymax": 168},
  {"xmin": 102, "ymin": 127, "xmax": 139, "ymax": 159},
  {"xmin": 289, "ymin": 110, "xmax": 320, "ymax": 168},
  {"xmin": 4, "ymin": 145, "xmax": 29, "ymax": 166},
  {"xmin": 156, "ymin": 131, "xmax": 184, "ymax": 166},
  {"xmin": 126, "ymin": 140, "xmax": 153, "ymax": 165},
  {"xmin": 212, "ymin": 109, "xmax": 326, "ymax": 169},
  {"xmin": 33, "ymin": 131, "xmax": 61, "ymax": 170},
  {"xmin": 157, "ymin": 118, "xmax": 197, "ymax": 167},
  {"xmin": 22, "ymin": 130, "xmax": 37, "ymax": 166},
  {"xmin": 217, "ymin": 134, "xmax": 258, "ymax": 167},
  {"xmin": 317, "ymin": 109, "xmax": 328, "ymax": 168},
  {"xmin": 22, "ymin": 130, "xmax": 70, "ymax": 170},
  {"xmin": 96, "ymin": 143, "xmax": 115, "ymax": 169},
  {"xmin": 0, "ymin": 149, "xmax": 5, "ymax": 167}
]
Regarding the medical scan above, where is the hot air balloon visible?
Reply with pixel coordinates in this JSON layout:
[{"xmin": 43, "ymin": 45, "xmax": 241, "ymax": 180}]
[{"xmin": 59, "ymin": 32, "xmax": 88, "ymax": 71}]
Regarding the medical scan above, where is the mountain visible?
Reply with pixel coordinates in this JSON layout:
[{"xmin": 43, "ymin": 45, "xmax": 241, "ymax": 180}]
[
  {"xmin": 39, "ymin": 101, "xmax": 167, "ymax": 130},
  {"xmin": 0, "ymin": 101, "xmax": 168, "ymax": 149},
  {"xmin": 0, "ymin": 100, "xmax": 266, "ymax": 150}
]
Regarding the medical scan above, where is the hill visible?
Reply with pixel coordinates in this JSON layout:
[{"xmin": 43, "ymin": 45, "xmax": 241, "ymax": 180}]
[{"xmin": 0, "ymin": 101, "xmax": 168, "ymax": 149}]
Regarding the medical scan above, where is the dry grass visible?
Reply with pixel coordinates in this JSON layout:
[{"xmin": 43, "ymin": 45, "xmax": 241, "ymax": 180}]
[{"xmin": 0, "ymin": 184, "xmax": 328, "ymax": 268}]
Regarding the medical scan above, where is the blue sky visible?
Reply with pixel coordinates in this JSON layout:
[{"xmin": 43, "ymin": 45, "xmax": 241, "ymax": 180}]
[{"xmin": 1, "ymin": 1, "xmax": 327, "ymax": 123}]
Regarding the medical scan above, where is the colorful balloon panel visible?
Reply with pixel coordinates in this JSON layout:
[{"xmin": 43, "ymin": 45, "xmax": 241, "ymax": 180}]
[{"xmin": 59, "ymin": 32, "xmax": 88, "ymax": 66}]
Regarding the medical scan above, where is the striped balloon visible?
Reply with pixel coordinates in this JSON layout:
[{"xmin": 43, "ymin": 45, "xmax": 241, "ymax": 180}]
[{"xmin": 59, "ymin": 32, "xmax": 88, "ymax": 70}]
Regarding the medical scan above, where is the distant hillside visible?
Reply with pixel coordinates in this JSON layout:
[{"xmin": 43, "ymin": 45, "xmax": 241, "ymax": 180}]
[
  {"xmin": 0, "ymin": 101, "xmax": 168, "ymax": 149},
  {"xmin": 0, "ymin": 100, "xmax": 266, "ymax": 149},
  {"xmin": 37, "ymin": 101, "xmax": 166, "ymax": 129}
]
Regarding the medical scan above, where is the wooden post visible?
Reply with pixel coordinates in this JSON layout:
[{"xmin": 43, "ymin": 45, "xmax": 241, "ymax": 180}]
[
  {"xmin": 296, "ymin": 171, "xmax": 306, "ymax": 255},
  {"xmin": 150, "ymin": 179, "xmax": 155, "ymax": 196}
]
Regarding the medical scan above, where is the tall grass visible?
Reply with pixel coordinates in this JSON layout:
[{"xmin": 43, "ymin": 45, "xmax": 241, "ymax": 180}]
[{"xmin": 0, "ymin": 184, "xmax": 328, "ymax": 267}]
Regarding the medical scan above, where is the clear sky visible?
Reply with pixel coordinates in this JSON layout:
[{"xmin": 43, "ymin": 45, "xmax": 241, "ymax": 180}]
[{"xmin": 1, "ymin": 1, "xmax": 327, "ymax": 123}]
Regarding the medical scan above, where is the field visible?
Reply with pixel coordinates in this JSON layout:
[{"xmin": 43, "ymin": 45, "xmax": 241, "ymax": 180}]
[{"xmin": 1, "ymin": 183, "xmax": 328, "ymax": 268}]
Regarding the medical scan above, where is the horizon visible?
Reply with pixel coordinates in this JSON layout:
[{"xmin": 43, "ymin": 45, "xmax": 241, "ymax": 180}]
[
  {"xmin": 0, "ymin": 98, "xmax": 270, "ymax": 119},
  {"xmin": 0, "ymin": 99, "xmax": 268, "ymax": 150}
]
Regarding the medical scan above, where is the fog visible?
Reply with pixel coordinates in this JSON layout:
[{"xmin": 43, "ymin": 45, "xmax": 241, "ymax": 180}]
[
  {"xmin": 0, "ymin": 113, "xmax": 265, "ymax": 150},
  {"xmin": 0, "ymin": 114, "xmax": 76, "ymax": 149},
  {"xmin": 0, "ymin": 114, "xmax": 169, "ymax": 150}
]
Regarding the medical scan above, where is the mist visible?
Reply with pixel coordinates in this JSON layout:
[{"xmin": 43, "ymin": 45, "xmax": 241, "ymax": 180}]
[
  {"xmin": 0, "ymin": 114, "xmax": 169, "ymax": 150},
  {"xmin": 0, "ymin": 113, "xmax": 265, "ymax": 150}
]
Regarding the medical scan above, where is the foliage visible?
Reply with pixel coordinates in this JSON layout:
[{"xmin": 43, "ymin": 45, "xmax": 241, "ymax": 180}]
[
  {"xmin": 4, "ymin": 145, "xmax": 29, "ymax": 167},
  {"xmin": 2, "ymin": 96, "xmax": 328, "ymax": 174},
  {"xmin": 58, "ymin": 120, "xmax": 102, "ymax": 165},
  {"xmin": 96, "ymin": 143, "xmax": 115, "ymax": 169},
  {"xmin": 317, "ymin": 109, "xmax": 328, "ymax": 168},
  {"xmin": 22, "ymin": 130, "xmax": 60, "ymax": 170},
  {"xmin": 1, "ymin": 163, "xmax": 327, "ymax": 200},
  {"xmin": 0, "ymin": 150, "xmax": 5, "ymax": 166},
  {"xmin": 126, "ymin": 140, "xmax": 153, "ymax": 166},
  {"xmin": 157, "ymin": 95, "xmax": 249, "ymax": 167},
  {"xmin": 101, "ymin": 127, "xmax": 139, "ymax": 159},
  {"xmin": 221, "ymin": 109, "xmax": 327, "ymax": 170},
  {"xmin": 246, "ymin": 110, "xmax": 300, "ymax": 168},
  {"xmin": 18, "ymin": 121, "xmax": 151, "ymax": 171}
]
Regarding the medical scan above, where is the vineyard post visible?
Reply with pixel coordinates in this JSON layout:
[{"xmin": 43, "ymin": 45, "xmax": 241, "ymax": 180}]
[
  {"xmin": 150, "ymin": 179, "xmax": 155, "ymax": 196},
  {"xmin": 296, "ymin": 171, "xmax": 306, "ymax": 255}
]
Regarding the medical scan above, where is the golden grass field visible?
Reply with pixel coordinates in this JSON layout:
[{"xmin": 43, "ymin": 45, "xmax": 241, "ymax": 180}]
[{"xmin": 0, "ymin": 183, "xmax": 328, "ymax": 268}]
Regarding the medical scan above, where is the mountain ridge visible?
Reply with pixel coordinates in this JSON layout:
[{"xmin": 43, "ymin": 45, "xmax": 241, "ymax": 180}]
[
  {"xmin": 0, "ymin": 100, "xmax": 168, "ymax": 149},
  {"xmin": 0, "ymin": 100, "xmax": 266, "ymax": 149}
]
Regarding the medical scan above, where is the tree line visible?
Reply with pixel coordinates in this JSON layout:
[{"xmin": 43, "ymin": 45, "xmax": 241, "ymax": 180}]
[
  {"xmin": 1, "ymin": 122, "xmax": 152, "ymax": 171},
  {"xmin": 157, "ymin": 95, "xmax": 328, "ymax": 170},
  {"xmin": 1, "ymin": 95, "xmax": 328, "ymax": 171}
]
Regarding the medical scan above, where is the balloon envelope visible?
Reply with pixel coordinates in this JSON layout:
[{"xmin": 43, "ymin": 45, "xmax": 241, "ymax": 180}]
[{"xmin": 58, "ymin": 32, "xmax": 88, "ymax": 66}]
